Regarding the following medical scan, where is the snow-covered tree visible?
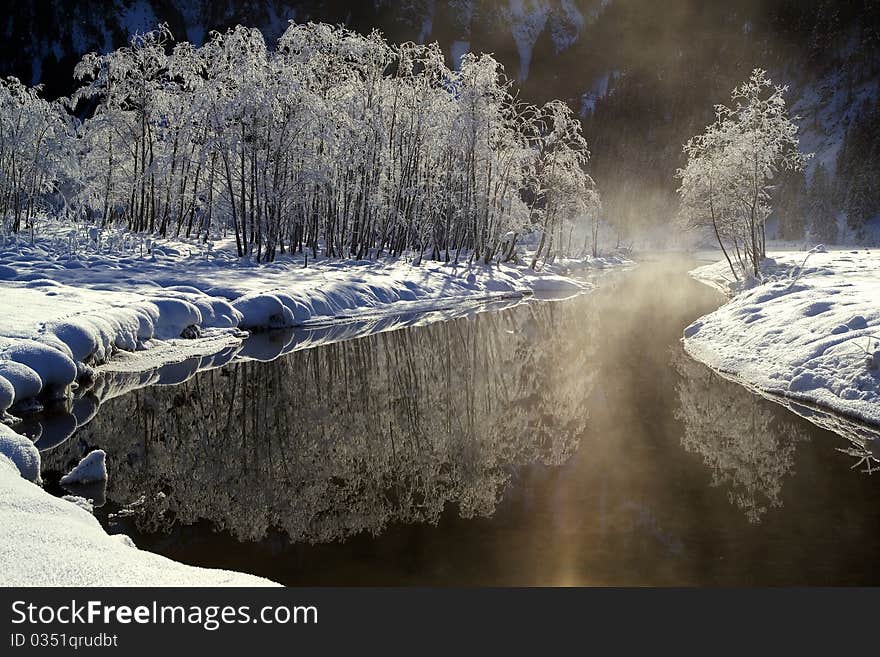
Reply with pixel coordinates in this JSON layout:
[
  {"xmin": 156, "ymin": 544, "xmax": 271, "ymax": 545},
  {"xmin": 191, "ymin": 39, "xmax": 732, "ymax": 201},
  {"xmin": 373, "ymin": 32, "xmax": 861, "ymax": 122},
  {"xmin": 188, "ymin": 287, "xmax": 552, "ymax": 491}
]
[
  {"xmin": 51, "ymin": 22, "xmax": 601, "ymax": 266},
  {"xmin": 0, "ymin": 22, "xmax": 602, "ymax": 264},
  {"xmin": 0, "ymin": 77, "xmax": 72, "ymax": 235},
  {"xmin": 677, "ymin": 69, "xmax": 809, "ymax": 280},
  {"xmin": 529, "ymin": 99, "xmax": 600, "ymax": 268},
  {"xmin": 676, "ymin": 112, "xmax": 743, "ymax": 278}
]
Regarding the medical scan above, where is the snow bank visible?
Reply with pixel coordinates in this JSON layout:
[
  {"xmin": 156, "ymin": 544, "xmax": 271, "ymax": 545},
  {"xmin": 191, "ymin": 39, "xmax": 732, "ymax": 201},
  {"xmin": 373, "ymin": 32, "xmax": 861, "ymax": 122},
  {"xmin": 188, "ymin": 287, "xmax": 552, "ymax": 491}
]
[
  {"xmin": 60, "ymin": 449, "xmax": 107, "ymax": 485},
  {"xmin": 0, "ymin": 227, "xmax": 628, "ymax": 410},
  {"xmin": 0, "ymin": 455, "xmax": 277, "ymax": 586},
  {"xmin": 0, "ymin": 374, "xmax": 14, "ymax": 414},
  {"xmin": 0, "ymin": 360, "xmax": 42, "ymax": 411},
  {"xmin": 0, "ymin": 423, "xmax": 41, "ymax": 482},
  {"xmin": 685, "ymin": 249, "xmax": 880, "ymax": 427}
]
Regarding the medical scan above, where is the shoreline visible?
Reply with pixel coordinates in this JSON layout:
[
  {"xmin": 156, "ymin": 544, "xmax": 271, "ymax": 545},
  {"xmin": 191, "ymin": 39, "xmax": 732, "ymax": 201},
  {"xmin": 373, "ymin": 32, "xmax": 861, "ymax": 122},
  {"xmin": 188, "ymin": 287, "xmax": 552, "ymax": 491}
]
[
  {"xmin": 684, "ymin": 249, "xmax": 880, "ymax": 449},
  {"xmin": 1, "ymin": 226, "xmax": 630, "ymax": 416}
]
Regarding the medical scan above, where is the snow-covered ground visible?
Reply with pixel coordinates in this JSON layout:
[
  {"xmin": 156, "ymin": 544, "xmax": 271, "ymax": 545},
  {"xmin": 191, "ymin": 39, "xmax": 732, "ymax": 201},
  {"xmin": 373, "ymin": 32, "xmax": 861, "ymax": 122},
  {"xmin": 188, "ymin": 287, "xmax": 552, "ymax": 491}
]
[{"xmin": 685, "ymin": 249, "xmax": 880, "ymax": 434}]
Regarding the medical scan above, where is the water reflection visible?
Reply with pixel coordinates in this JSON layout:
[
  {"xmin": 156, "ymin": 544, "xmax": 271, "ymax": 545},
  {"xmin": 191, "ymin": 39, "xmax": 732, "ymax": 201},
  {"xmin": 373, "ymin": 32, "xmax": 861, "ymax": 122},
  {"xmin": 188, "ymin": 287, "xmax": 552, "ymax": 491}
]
[
  {"xmin": 672, "ymin": 350, "xmax": 808, "ymax": 523},
  {"xmin": 42, "ymin": 301, "xmax": 595, "ymax": 544},
  {"xmin": 19, "ymin": 297, "xmax": 527, "ymax": 455},
  {"xmin": 774, "ymin": 398, "xmax": 880, "ymax": 474}
]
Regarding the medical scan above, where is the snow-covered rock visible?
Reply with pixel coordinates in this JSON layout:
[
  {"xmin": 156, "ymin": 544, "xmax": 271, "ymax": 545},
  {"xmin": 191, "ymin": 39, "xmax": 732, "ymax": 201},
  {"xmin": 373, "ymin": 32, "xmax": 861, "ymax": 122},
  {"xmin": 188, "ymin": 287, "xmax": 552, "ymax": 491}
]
[
  {"xmin": 60, "ymin": 449, "xmax": 107, "ymax": 486},
  {"xmin": 0, "ymin": 360, "xmax": 43, "ymax": 410},
  {"xmin": 46, "ymin": 318, "xmax": 100, "ymax": 362},
  {"xmin": 0, "ymin": 424, "xmax": 41, "ymax": 483},
  {"xmin": 149, "ymin": 297, "xmax": 202, "ymax": 339},
  {"xmin": 1, "ymin": 339, "xmax": 76, "ymax": 398}
]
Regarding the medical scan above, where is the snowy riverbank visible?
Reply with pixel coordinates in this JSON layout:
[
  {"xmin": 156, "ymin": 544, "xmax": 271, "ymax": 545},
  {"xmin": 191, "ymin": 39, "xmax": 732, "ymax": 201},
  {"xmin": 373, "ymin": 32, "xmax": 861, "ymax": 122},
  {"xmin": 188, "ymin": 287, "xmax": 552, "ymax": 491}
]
[
  {"xmin": 0, "ymin": 224, "xmax": 630, "ymax": 586},
  {"xmin": 0, "ymin": 223, "xmax": 629, "ymax": 415},
  {"xmin": 684, "ymin": 249, "xmax": 880, "ymax": 432}
]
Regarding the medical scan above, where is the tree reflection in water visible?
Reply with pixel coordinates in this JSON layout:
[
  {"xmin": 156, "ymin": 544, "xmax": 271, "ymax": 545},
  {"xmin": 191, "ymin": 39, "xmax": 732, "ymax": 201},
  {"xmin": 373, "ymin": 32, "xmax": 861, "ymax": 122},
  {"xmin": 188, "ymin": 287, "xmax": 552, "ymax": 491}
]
[
  {"xmin": 672, "ymin": 350, "xmax": 808, "ymax": 523},
  {"xmin": 33, "ymin": 259, "xmax": 880, "ymax": 586},
  {"xmin": 43, "ymin": 300, "xmax": 595, "ymax": 544}
]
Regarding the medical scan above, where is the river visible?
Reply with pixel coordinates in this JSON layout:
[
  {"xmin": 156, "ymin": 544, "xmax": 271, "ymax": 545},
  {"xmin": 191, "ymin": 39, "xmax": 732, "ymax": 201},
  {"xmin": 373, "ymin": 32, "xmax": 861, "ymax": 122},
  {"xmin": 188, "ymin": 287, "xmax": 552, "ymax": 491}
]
[{"xmin": 33, "ymin": 256, "xmax": 880, "ymax": 585}]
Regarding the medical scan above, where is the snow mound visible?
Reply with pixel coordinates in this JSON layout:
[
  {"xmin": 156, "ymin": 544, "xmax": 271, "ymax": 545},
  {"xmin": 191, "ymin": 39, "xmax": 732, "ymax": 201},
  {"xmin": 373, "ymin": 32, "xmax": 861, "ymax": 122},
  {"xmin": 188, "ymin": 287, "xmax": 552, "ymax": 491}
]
[
  {"xmin": 59, "ymin": 449, "xmax": 107, "ymax": 486},
  {"xmin": 687, "ymin": 249, "xmax": 880, "ymax": 427},
  {"xmin": 201, "ymin": 297, "xmax": 243, "ymax": 328},
  {"xmin": 111, "ymin": 534, "xmax": 137, "ymax": 548},
  {"xmin": 1, "ymin": 339, "xmax": 76, "ymax": 397},
  {"xmin": 46, "ymin": 319, "xmax": 100, "ymax": 362},
  {"xmin": 62, "ymin": 495, "xmax": 94, "ymax": 513},
  {"xmin": 149, "ymin": 298, "xmax": 202, "ymax": 339},
  {"xmin": 0, "ymin": 375, "xmax": 14, "ymax": 414},
  {"xmin": 232, "ymin": 293, "xmax": 292, "ymax": 329},
  {"xmin": 0, "ymin": 360, "xmax": 42, "ymax": 409},
  {"xmin": 0, "ymin": 424, "xmax": 40, "ymax": 482}
]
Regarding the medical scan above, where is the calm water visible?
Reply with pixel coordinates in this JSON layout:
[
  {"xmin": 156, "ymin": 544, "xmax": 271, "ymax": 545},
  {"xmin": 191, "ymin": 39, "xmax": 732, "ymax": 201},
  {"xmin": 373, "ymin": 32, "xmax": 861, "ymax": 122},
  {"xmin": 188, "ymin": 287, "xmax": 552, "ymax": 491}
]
[{"xmin": 36, "ymin": 257, "xmax": 880, "ymax": 585}]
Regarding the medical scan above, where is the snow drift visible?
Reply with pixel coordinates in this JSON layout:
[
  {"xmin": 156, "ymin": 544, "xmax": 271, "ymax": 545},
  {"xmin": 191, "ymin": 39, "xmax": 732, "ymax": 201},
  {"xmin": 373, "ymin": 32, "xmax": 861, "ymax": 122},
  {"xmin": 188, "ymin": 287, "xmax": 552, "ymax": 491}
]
[{"xmin": 685, "ymin": 249, "xmax": 880, "ymax": 428}]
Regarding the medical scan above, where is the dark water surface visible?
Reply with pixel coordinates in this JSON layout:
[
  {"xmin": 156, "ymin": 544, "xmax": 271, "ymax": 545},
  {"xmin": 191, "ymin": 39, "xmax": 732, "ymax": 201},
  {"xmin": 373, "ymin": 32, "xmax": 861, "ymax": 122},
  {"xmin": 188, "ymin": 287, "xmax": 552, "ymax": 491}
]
[{"xmin": 39, "ymin": 257, "xmax": 880, "ymax": 585}]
